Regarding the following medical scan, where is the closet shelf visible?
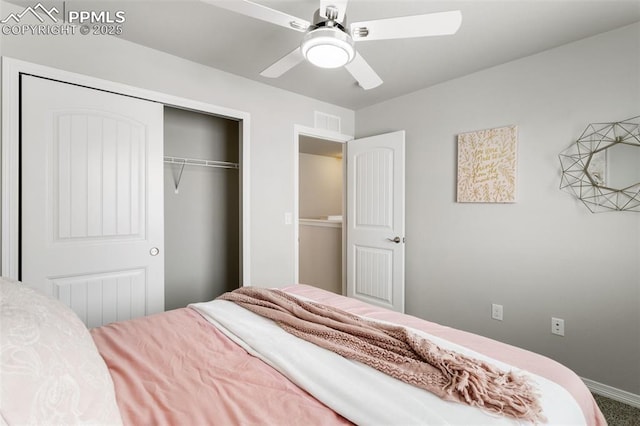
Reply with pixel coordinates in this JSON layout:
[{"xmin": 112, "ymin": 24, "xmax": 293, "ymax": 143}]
[
  {"xmin": 164, "ymin": 156, "xmax": 239, "ymax": 170},
  {"xmin": 164, "ymin": 156, "xmax": 239, "ymax": 194}
]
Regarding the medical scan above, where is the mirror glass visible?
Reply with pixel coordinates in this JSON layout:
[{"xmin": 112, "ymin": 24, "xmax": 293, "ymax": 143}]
[
  {"xmin": 607, "ymin": 143, "xmax": 640, "ymax": 189},
  {"xmin": 559, "ymin": 116, "xmax": 640, "ymax": 213},
  {"xmin": 587, "ymin": 143, "xmax": 640, "ymax": 189}
]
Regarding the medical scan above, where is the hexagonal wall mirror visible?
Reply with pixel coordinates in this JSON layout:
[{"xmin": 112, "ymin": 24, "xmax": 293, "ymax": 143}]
[{"xmin": 559, "ymin": 116, "xmax": 640, "ymax": 213}]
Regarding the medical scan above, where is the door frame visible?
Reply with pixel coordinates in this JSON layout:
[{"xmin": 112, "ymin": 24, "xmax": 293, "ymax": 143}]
[
  {"xmin": 293, "ymin": 125, "xmax": 352, "ymax": 293},
  {"xmin": 1, "ymin": 57, "xmax": 252, "ymax": 284}
]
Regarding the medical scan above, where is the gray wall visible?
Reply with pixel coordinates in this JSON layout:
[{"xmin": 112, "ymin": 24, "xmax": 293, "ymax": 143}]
[
  {"xmin": 0, "ymin": 0, "xmax": 355, "ymax": 287},
  {"xmin": 164, "ymin": 107, "xmax": 239, "ymax": 310},
  {"xmin": 355, "ymin": 23, "xmax": 640, "ymax": 394},
  {"xmin": 299, "ymin": 153, "xmax": 343, "ymax": 218}
]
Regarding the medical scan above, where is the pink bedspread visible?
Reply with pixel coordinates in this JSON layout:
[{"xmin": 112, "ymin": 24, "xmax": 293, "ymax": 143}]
[
  {"xmin": 282, "ymin": 285, "xmax": 606, "ymax": 426},
  {"xmin": 92, "ymin": 285, "xmax": 605, "ymax": 425},
  {"xmin": 90, "ymin": 307, "xmax": 349, "ymax": 426}
]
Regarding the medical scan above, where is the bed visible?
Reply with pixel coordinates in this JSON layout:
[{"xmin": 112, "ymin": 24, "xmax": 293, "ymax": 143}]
[{"xmin": 0, "ymin": 278, "xmax": 606, "ymax": 425}]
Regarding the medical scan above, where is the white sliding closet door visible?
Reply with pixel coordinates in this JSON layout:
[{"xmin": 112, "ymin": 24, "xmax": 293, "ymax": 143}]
[{"xmin": 21, "ymin": 75, "xmax": 165, "ymax": 327}]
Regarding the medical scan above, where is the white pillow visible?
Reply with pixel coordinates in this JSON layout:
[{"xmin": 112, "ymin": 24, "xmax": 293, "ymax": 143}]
[{"xmin": 0, "ymin": 278, "xmax": 122, "ymax": 425}]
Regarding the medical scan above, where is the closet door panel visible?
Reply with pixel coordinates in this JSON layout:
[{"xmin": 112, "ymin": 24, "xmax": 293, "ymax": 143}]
[{"xmin": 21, "ymin": 75, "xmax": 164, "ymax": 326}]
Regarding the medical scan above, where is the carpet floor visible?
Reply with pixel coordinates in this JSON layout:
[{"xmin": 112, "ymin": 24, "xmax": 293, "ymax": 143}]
[{"xmin": 593, "ymin": 394, "xmax": 640, "ymax": 426}]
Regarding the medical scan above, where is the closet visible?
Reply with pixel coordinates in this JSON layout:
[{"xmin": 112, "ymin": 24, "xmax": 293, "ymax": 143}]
[
  {"xmin": 17, "ymin": 70, "xmax": 244, "ymax": 328},
  {"xmin": 164, "ymin": 107, "xmax": 241, "ymax": 310}
]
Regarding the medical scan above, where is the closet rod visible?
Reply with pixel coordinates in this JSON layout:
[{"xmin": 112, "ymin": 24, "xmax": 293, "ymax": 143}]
[
  {"xmin": 164, "ymin": 155, "xmax": 239, "ymax": 194},
  {"xmin": 163, "ymin": 156, "xmax": 239, "ymax": 170}
]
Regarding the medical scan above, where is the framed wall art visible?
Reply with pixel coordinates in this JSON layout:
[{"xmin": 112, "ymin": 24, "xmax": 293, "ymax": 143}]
[{"xmin": 456, "ymin": 125, "xmax": 518, "ymax": 203}]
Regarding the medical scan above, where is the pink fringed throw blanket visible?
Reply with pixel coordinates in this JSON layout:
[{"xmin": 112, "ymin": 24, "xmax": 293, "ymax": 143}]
[{"xmin": 219, "ymin": 288, "xmax": 545, "ymax": 423}]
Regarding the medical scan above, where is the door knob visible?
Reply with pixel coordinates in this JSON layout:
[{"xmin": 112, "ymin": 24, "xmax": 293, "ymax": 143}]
[
  {"xmin": 149, "ymin": 247, "xmax": 160, "ymax": 256},
  {"xmin": 387, "ymin": 236, "xmax": 402, "ymax": 244}
]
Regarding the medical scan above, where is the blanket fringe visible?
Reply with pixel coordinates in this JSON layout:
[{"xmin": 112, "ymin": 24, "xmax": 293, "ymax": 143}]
[{"xmin": 444, "ymin": 355, "xmax": 545, "ymax": 421}]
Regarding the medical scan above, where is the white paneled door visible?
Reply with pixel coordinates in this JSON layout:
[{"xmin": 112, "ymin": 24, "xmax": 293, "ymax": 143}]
[
  {"xmin": 347, "ymin": 130, "xmax": 405, "ymax": 312},
  {"xmin": 21, "ymin": 75, "xmax": 164, "ymax": 327}
]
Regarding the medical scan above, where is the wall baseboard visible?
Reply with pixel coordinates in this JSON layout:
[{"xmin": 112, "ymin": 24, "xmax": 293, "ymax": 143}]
[{"xmin": 583, "ymin": 377, "xmax": 640, "ymax": 409}]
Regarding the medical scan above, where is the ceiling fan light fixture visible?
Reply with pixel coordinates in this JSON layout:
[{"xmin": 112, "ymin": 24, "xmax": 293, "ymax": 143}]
[{"xmin": 301, "ymin": 27, "xmax": 355, "ymax": 69}]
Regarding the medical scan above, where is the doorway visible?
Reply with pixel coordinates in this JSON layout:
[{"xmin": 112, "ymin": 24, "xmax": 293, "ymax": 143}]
[
  {"xmin": 298, "ymin": 136, "xmax": 344, "ymax": 294},
  {"xmin": 293, "ymin": 126, "xmax": 406, "ymax": 311},
  {"xmin": 293, "ymin": 126, "xmax": 351, "ymax": 295},
  {"xmin": 164, "ymin": 107, "xmax": 241, "ymax": 310}
]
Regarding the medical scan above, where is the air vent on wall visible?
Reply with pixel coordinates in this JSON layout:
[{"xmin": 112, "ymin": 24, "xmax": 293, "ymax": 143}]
[{"xmin": 314, "ymin": 111, "xmax": 341, "ymax": 133}]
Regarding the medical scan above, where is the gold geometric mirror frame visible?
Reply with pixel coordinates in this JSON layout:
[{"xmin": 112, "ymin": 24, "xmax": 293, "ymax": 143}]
[{"xmin": 559, "ymin": 116, "xmax": 640, "ymax": 213}]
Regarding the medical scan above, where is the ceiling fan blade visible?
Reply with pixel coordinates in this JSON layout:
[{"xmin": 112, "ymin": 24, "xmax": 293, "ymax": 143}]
[
  {"xmin": 319, "ymin": 0, "xmax": 349, "ymax": 23},
  {"xmin": 350, "ymin": 10, "xmax": 462, "ymax": 42},
  {"xmin": 260, "ymin": 47, "xmax": 305, "ymax": 78},
  {"xmin": 204, "ymin": 0, "xmax": 311, "ymax": 32},
  {"xmin": 344, "ymin": 52, "xmax": 382, "ymax": 90}
]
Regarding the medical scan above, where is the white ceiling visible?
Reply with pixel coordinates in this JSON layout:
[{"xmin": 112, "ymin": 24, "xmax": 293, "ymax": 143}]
[{"xmin": 55, "ymin": 1, "xmax": 640, "ymax": 109}]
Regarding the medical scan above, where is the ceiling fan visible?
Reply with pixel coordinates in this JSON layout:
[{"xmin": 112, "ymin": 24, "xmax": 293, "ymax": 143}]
[{"xmin": 205, "ymin": 0, "xmax": 462, "ymax": 90}]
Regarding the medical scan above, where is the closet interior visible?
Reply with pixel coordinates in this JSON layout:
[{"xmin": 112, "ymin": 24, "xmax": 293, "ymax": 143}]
[{"xmin": 164, "ymin": 107, "xmax": 241, "ymax": 310}]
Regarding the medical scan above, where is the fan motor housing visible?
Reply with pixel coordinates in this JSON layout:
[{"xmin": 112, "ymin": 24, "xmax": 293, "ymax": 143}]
[{"xmin": 311, "ymin": 8, "xmax": 345, "ymax": 27}]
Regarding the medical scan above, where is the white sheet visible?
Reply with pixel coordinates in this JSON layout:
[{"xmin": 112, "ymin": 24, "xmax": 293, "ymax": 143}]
[{"xmin": 190, "ymin": 299, "xmax": 586, "ymax": 425}]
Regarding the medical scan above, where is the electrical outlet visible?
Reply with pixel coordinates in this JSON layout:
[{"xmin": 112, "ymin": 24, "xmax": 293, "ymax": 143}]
[
  {"xmin": 551, "ymin": 317, "xmax": 565, "ymax": 336},
  {"xmin": 491, "ymin": 304, "xmax": 503, "ymax": 321}
]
